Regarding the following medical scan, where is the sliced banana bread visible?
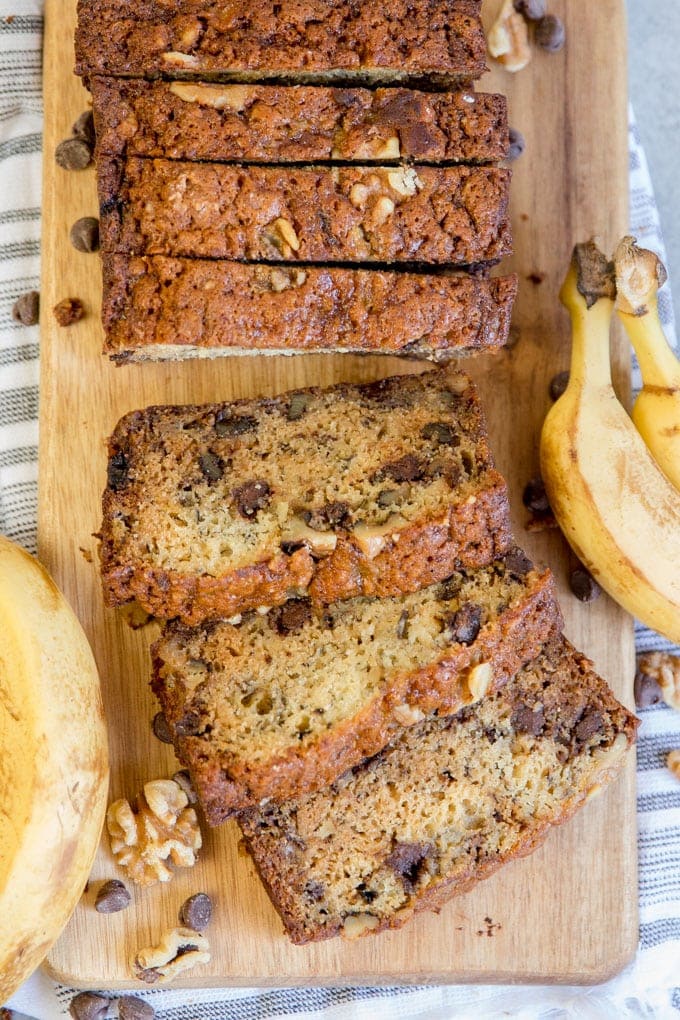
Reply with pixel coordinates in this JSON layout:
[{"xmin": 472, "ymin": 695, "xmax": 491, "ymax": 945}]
[
  {"xmin": 239, "ymin": 632, "xmax": 638, "ymax": 944},
  {"xmin": 152, "ymin": 552, "xmax": 561, "ymax": 822},
  {"xmin": 101, "ymin": 256, "xmax": 517, "ymax": 363},
  {"xmin": 90, "ymin": 79, "xmax": 508, "ymax": 164},
  {"xmin": 100, "ymin": 369, "xmax": 512, "ymax": 624},
  {"xmin": 75, "ymin": 0, "xmax": 487, "ymax": 87},
  {"xmin": 98, "ymin": 158, "xmax": 512, "ymax": 266}
]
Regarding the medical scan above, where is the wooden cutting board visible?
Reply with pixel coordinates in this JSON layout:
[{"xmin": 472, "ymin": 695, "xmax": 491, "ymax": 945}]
[{"xmin": 39, "ymin": 0, "xmax": 636, "ymax": 989}]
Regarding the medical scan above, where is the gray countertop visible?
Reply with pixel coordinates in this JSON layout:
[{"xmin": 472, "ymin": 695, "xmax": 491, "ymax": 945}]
[{"xmin": 628, "ymin": 0, "xmax": 680, "ymax": 294}]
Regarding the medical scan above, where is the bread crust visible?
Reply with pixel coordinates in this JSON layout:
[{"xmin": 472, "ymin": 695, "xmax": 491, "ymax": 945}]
[
  {"xmin": 97, "ymin": 157, "xmax": 512, "ymax": 265},
  {"xmin": 75, "ymin": 0, "xmax": 487, "ymax": 86},
  {"xmin": 101, "ymin": 256, "xmax": 517, "ymax": 362},
  {"xmin": 90, "ymin": 79, "xmax": 508, "ymax": 164}
]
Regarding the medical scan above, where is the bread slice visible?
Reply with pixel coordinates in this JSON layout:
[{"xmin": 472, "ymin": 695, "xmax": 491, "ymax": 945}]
[
  {"xmin": 90, "ymin": 78, "xmax": 508, "ymax": 165},
  {"xmin": 101, "ymin": 256, "xmax": 517, "ymax": 363},
  {"xmin": 98, "ymin": 158, "xmax": 512, "ymax": 266},
  {"xmin": 152, "ymin": 551, "xmax": 561, "ymax": 822},
  {"xmin": 238, "ymin": 632, "xmax": 638, "ymax": 944},
  {"xmin": 75, "ymin": 0, "xmax": 487, "ymax": 88},
  {"xmin": 99, "ymin": 369, "xmax": 512, "ymax": 624}
]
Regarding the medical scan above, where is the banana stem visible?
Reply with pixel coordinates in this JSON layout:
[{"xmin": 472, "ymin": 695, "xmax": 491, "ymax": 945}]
[{"xmin": 559, "ymin": 244, "xmax": 615, "ymax": 389}]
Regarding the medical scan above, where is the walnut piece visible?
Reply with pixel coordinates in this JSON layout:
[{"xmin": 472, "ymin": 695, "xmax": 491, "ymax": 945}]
[
  {"xmin": 488, "ymin": 0, "xmax": 532, "ymax": 72},
  {"xmin": 107, "ymin": 778, "xmax": 202, "ymax": 887},
  {"xmin": 667, "ymin": 750, "xmax": 680, "ymax": 781},
  {"xmin": 636, "ymin": 651, "xmax": 680, "ymax": 711},
  {"xmin": 132, "ymin": 926, "xmax": 211, "ymax": 985},
  {"xmin": 266, "ymin": 217, "xmax": 300, "ymax": 256},
  {"xmin": 342, "ymin": 913, "xmax": 380, "ymax": 939}
]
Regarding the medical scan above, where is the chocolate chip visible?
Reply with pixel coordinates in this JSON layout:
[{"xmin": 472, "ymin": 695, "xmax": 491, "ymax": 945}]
[
  {"xmin": 522, "ymin": 476, "xmax": 551, "ymax": 514},
  {"xmin": 179, "ymin": 892, "xmax": 213, "ymax": 932},
  {"xmin": 53, "ymin": 297, "xmax": 85, "ymax": 326},
  {"xmin": 269, "ymin": 597, "xmax": 312, "ymax": 636},
  {"xmin": 360, "ymin": 377, "xmax": 415, "ymax": 408},
  {"xmin": 286, "ymin": 392, "xmax": 312, "ymax": 421},
  {"xmin": 377, "ymin": 488, "xmax": 400, "ymax": 507},
  {"xmin": 569, "ymin": 567, "xmax": 601, "ymax": 603},
  {"xmin": 535, "ymin": 14, "xmax": 565, "ymax": 51},
  {"xmin": 70, "ymin": 216, "xmax": 100, "ymax": 253},
  {"xmin": 549, "ymin": 370, "xmax": 570, "ymax": 400},
  {"xmin": 503, "ymin": 547, "xmax": 534, "ymax": 578},
  {"xmin": 95, "ymin": 878, "xmax": 131, "ymax": 914},
  {"xmin": 511, "ymin": 703, "xmax": 545, "ymax": 736},
  {"xmin": 575, "ymin": 709, "xmax": 603, "ymax": 742},
  {"xmin": 421, "ymin": 422, "xmax": 459, "ymax": 447},
  {"xmin": 72, "ymin": 109, "xmax": 96, "ymax": 148},
  {"xmin": 384, "ymin": 841, "xmax": 433, "ymax": 894},
  {"xmin": 374, "ymin": 454, "xmax": 425, "ymax": 484},
  {"xmin": 11, "ymin": 289, "xmax": 40, "ymax": 325},
  {"xmin": 233, "ymin": 479, "xmax": 271, "ymax": 518},
  {"xmin": 172, "ymin": 768, "xmax": 198, "ymax": 804},
  {"xmin": 69, "ymin": 992, "xmax": 109, "ymax": 1020},
  {"xmin": 507, "ymin": 127, "xmax": 526, "ymax": 161},
  {"xmin": 174, "ymin": 708, "xmax": 203, "ymax": 737},
  {"xmin": 118, "ymin": 997, "xmax": 155, "ymax": 1020},
  {"xmin": 305, "ymin": 879, "xmax": 325, "ymax": 901},
  {"xmin": 214, "ymin": 411, "xmax": 258, "ymax": 437},
  {"xmin": 152, "ymin": 711, "xmax": 174, "ymax": 744},
  {"xmin": 513, "ymin": 0, "xmax": 546, "ymax": 19},
  {"xmin": 396, "ymin": 609, "xmax": 410, "ymax": 639},
  {"xmin": 199, "ymin": 451, "xmax": 224, "ymax": 482},
  {"xmin": 634, "ymin": 668, "xmax": 663, "ymax": 709},
  {"xmin": 303, "ymin": 501, "xmax": 351, "ymax": 530},
  {"xmin": 107, "ymin": 450, "xmax": 129, "ymax": 491},
  {"xmin": 438, "ymin": 574, "xmax": 464, "ymax": 601},
  {"xmin": 55, "ymin": 136, "xmax": 92, "ymax": 170},
  {"xmin": 444, "ymin": 603, "xmax": 482, "ymax": 645},
  {"xmin": 356, "ymin": 882, "xmax": 378, "ymax": 903}
]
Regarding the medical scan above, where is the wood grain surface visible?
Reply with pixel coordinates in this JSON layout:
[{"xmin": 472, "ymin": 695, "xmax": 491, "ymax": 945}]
[{"xmin": 40, "ymin": 0, "xmax": 637, "ymax": 989}]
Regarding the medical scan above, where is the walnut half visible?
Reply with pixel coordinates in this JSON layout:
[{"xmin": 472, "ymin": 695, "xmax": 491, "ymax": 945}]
[{"xmin": 107, "ymin": 778, "xmax": 202, "ymax": 887}]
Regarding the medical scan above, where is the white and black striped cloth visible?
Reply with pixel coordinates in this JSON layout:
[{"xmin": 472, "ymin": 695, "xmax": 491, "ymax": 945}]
[{"xmin": 2, "ymin": 6, "xmax": 679, "ymax": 1018}]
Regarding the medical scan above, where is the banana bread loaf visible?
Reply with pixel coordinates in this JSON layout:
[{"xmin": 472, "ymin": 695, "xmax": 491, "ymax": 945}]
[
  {"xmin": 239, "ymin": 632, "xmax": 638, "ymax": 944},
  {"xmin": 98, "ymin": 158, "xmax": 512, "ymax": 265},
  {"xmin": 75, "ymin": 0, "xmax": 487, "ymax": 87},
  {"xmin": 152, "ymin": 552, "xmax": 561, "ymax": 822},
  {"xmin": 100, "ymin": 369, "xmax": 513, "ymax": 624},
  {"xmin": 101, "ymin": 256, "xmax": 518, "ymax": 363},
  {"xmin": 90, "ymin": 78, "xmax": 508, "ymax": 164}
]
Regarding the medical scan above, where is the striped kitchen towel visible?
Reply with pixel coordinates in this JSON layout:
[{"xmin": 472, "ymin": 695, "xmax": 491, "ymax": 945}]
[{"xmin": 2, "ymin": 6, "xmax": 680, "ymax": 1018}]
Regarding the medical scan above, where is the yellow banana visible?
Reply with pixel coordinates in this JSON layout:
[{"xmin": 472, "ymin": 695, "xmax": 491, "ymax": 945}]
[
  {"xmin": 614, "ymin": 235, "xmax": 680, "ymax": 492},
  {"xmin": 539, "ymin": 241, "xmax": 680, "ymax": 644},
  {"xmin": 0, "ymin": 535, "xmax": 109, "ymax": 1002}
]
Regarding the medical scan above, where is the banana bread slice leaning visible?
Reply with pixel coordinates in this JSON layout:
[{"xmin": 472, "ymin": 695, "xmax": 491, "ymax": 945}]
[
  {"xmin": 101, "ymin": 256, "xmax": 517, "ymax": 363},
  {"xmin": 97, "ymin": 158, "xmax": 512, "ymax": 266},
  {"xmin": 238, "ymin": 631, "xmax": 638, "ymax": 944},
  {"xmin": 90, "ymin": 79, "xmax": 508, "ymax": 164},
  {"xmin": 151, "ymin": 550, "xmax": 561, "ymax": 822},
  {"xmin": 75, "ymin": 0, "xmax": 487, "ymax": 88},
  {"xmin": 99, "ymin": 369, "xmax": 513, "ymax": 624}
]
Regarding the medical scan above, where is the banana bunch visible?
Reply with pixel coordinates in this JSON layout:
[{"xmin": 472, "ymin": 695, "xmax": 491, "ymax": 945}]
[
  {"xmin": 540, "ymin": 240, "xmax": 680, "ymax": 644},
  {"xmin": 0, "ymin": 535, "xmax": 109, "ymax": 1002}
]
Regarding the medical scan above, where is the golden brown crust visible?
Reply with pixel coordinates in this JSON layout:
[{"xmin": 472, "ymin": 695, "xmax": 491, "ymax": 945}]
[
  {"xmin": 152, "ymin": 565, "xmax": 562, "ymax": 822},
  {"xmin": 76, "ymin": 0, "xmax": 487, "ymax": 86},
  {"xmin": 91, "ymin": 78, "xmax": 508, "ymax": 164},
  {"xmin": 97, "ymin": 158, "xmax": 512, "ymax": 265},
  {"xmin": 101, "ymin": 256, "xmax": 517, "ymax": 362}
]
